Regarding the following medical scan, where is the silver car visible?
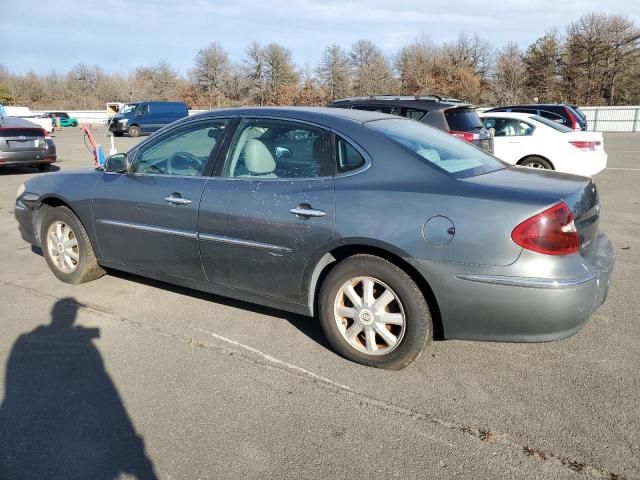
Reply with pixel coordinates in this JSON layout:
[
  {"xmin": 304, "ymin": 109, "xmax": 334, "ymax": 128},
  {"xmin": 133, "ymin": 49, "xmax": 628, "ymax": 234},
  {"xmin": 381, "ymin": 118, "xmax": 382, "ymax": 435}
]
[{"xmin": 14, "ymin": 107, "xmax": 614, "ymax": 369}]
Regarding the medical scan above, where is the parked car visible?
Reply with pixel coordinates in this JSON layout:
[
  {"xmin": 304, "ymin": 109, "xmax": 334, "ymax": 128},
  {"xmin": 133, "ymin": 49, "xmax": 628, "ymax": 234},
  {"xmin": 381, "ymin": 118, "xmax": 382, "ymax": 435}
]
[
  {"xmin": 42, "ymin": 112, "xmax": 78, "ymax": 127},
  {"xmin": 484, "ymin": 104, "xmax": 587, "ymax": 131},
  {"xmin": 479, "ymin": 112, "xmax": 606, "ymax": 176},
  {"xmin": 15, "ymin": 107, "xmax": 613, "ymax": 369},
  {"xmin": 1, "ymin": 112, "xmax": 57, "ymax": 171},
  {"xmin": 108, "ymin": 101, "xmax": 188, "ymax": 137},
  {"xmin": 330, "ymin": 96, "xmax": 494, "ymax": 153},
  {"xmin": 3, "ymin": 106, "xmax": 54, "ymax": 133}
]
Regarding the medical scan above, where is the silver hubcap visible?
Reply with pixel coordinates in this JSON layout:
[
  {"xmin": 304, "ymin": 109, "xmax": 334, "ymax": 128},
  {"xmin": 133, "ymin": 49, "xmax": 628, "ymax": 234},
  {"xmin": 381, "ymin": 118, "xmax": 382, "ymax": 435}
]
[
  {"xmin": 334, "ymin": 276, "xmax": 406, "ymax": 356},
  {"xmin": 527, "ymin": 162, "xmax": 547, "ymax": 169},
  {"xmin": 46, "ymin": 221, "xmax": 79, "ymax": 273}
]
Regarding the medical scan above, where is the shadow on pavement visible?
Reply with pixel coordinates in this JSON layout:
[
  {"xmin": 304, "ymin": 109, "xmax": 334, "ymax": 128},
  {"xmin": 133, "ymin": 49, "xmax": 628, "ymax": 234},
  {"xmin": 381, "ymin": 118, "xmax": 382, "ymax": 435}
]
[
  {"xmin": 108, "ymin": 269, "xmax": 334, "ymax": 352},
  {"xmin": 0, "ymin": 297, "xmax": 157, "ymax": 480}
]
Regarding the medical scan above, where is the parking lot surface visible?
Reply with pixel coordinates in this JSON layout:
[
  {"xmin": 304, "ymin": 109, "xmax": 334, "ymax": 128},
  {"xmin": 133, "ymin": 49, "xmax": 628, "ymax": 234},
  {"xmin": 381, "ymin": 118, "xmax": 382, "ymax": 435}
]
[{"xmin": 1, "ymin": 128, "xmax": 638, "ymax": 479}]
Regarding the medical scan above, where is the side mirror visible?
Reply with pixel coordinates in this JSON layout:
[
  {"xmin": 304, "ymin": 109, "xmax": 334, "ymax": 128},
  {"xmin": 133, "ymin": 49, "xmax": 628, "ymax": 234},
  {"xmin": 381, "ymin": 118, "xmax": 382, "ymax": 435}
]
[{"xmin": 105, "ymin": 153, "xmax": 128, "ymax": 173}]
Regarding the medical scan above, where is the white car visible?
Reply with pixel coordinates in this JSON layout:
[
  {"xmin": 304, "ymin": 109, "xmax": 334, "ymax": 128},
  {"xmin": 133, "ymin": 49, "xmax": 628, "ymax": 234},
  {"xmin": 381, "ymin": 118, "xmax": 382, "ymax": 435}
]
[
  {"xmin": 479, "ymin": 112, "xmax": 607, "ymax": 177},
  {"xmin": 3, "ymin": 106, "xmax": 53, "ymax": 134}
]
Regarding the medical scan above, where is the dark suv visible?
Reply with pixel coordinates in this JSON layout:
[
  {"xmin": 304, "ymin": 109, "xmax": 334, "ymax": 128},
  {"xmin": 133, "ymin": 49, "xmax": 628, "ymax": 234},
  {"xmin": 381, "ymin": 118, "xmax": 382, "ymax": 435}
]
[
  {"xmin": 484, "ymin": 104, "xmax": 587, "ymax": 131},
  {"xmin": 330, "ymin": 96, "xmax": 493, "ymax": 153}
]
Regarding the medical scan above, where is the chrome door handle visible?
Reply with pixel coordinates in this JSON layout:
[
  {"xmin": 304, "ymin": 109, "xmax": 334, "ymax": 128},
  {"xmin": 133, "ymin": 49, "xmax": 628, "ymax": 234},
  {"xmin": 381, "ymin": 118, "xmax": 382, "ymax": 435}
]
[
  {"xmin": 290, "ymin": 206, "xmax": 326, "ymax": 217},
  {"xmin": 164, "ymin": 195, "xmax": 192, "ymax": 206}
]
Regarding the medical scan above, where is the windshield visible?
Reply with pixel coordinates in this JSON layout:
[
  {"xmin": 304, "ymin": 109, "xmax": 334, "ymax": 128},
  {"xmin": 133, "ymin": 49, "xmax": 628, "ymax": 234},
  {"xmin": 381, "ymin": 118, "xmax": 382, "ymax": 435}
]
[
  {"xmin": 120, "ymin": 104, "xmax": 138, "ymax": 114},
  {"xmin": 367, "ymin": 118, "xmax": 507, "ymax": 178},
  {"xmin": 530, "ymin": 115, "xmax": 573, "ymax": 133}
]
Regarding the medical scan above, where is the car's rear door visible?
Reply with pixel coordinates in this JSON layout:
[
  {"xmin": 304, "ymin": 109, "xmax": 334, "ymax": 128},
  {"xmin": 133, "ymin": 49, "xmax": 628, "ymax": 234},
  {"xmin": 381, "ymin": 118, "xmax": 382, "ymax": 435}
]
[
  {"xmin": 197, "ymin": 117, "xmax": 335, "ymax": 303},
  {"xmin": 92, "ymin": 118, "xmax": 232, "ymax": 280}
]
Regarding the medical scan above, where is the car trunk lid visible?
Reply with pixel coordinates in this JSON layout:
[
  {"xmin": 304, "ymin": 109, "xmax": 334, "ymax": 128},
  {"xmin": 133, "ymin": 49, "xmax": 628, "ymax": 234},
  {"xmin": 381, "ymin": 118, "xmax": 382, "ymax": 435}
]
[
  {"xmin": 0, "ymin": 127, "xmax": 47, "ymax": 152},
  {"xmin": 464, "ymin": 167, "xmax": 600, "ymax": 257}
]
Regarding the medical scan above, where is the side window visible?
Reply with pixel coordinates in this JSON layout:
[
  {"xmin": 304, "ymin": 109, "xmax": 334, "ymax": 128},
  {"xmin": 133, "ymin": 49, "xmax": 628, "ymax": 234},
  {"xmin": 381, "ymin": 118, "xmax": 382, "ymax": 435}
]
[
  {"xmin": 352, "ymin": 105, "xmax": 392, "ymax": 114},
  {"xmin": 130, "ymin": 120, "xmax": 228, "ymax": 176},
  {"xmin": 483, "ymin": 117, "xmax": 497, "ymax": 135},
  {"xmin": 223, "ymin": 119, "xmax": 330, "ymax": 179},
  {"xmin": 136, "ymin": 104, "xmax": 149, "ymax": 117},
  {"xmin": 336, "ymin": 137, "xmax": 366, "ymax": 174},
  {"xmin": 493, "ymin": 119, "xmax": 533, "ymax": 137},
  {"xmin": 404, "ymin": 108, "xmax": 426, "ymax": 121},
  {"xmin": 538, "ymin": 110, "xmax": 566, "ymax": 124}
]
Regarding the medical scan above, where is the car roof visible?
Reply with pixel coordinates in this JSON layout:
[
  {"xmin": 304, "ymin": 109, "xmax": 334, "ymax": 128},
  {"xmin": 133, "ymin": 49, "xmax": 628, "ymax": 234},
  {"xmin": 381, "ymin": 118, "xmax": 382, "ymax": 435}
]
[
  {"xmin": 188, "ymin": 106, "xmax": 394, "ymax": 124},
  {"xmin": 479, "ymin": 112, "xmax": 537, "ymax": 121},
  {"xmin": 331, "ymin": 97, "xmax": 473, "ymax": 111}
]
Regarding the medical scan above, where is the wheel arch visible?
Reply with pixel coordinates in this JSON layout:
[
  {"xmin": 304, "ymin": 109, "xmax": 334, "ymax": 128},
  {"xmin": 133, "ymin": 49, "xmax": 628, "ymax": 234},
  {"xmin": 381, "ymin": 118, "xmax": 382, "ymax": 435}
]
[
  {"xmin": 35, "ymin": 195, "xmax": 83, "ymax": 245},
  {"xmin": 306, "ymin": 242, "xmax": 444, "ymax": 340},
  {"xmin": 517, "ymin": 154, "xmax": 555, "ymax": 170}
]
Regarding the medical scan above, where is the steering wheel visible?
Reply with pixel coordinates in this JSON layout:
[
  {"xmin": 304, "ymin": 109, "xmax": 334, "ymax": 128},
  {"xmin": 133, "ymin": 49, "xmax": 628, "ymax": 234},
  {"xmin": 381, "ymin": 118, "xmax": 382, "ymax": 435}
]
[{"xmin": 167, "ymin": 152, "xmax": 201, "ymax": 175}]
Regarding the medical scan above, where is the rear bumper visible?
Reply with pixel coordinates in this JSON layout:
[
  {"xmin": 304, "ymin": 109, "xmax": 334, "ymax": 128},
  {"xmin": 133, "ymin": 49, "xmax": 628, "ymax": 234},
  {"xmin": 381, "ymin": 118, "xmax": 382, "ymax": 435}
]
[
  {"xmin": 408, "ymin": 233, "xmax": 614, "ymax": 342},
  {"xmin": 0, "ymin": 141, "xmax": 57, "ymax": 167}
]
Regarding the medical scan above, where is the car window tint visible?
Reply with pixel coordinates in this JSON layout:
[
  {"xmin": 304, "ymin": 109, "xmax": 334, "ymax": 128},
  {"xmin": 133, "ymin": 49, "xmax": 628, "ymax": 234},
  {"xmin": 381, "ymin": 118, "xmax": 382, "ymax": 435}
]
[
  {"xmin": 336, "ymin": 137, "xmax": 366, "ymax": 173},
  {"xmin": 223, "ymin": 119, "xmax": 330, "ymax": 179},
  {"xmin": 538, "ymin": 110, "xmax": 566, "ymax": 124},
  {"xmin": 405, "ymin": 108, "xmax": 426, "ymax": 121},
  {"xmin": 444, "ymin": 109, "xmax": 484, "ymax": 130},
  {"xmin": 130, "ymin": 120, "xmax": 228, "ymax": 176},
  {"xmin": 352, "ymin": 105, "xmax": 392, "ymax": 114},
  {"xmin": 367, "ymin": 118, "xmax": 507, "ymax": 178}
]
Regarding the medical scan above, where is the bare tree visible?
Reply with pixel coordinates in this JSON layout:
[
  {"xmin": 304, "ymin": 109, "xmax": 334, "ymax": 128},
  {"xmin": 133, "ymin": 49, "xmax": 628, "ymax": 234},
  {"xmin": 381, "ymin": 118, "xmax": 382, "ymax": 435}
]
[
  {"xmin": 244, "ymin": 41, "xmax": 268, "ymax": 105},
  {"xmin": 263, "ymin": 43, "xmax": 298, "ymax": 105},
  {"xmin": 350, "ymin": 39, "xmax": 396, "ymax": 96},
  {"xmin": 491, "ymin": 43, "xmax": 527, "ymax": 104},
  {"xmin": 315, "ymin": 44, "xmax": 352, "ymax": 100},
  {"xmin": 191, "ymin": 42, "xmax": 230, "ymax": 109}
]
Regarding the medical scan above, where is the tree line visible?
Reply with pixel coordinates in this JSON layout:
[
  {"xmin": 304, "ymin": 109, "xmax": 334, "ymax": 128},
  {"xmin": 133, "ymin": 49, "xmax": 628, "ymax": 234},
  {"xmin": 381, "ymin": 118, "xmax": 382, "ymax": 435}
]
[{"xmin": 1, "ymin": 11, "xmax": 638, "ymax": 110}]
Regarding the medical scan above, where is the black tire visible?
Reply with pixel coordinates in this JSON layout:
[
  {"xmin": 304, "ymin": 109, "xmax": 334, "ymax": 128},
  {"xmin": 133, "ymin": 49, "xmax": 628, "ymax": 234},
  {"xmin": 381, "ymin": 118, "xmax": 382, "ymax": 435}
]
[
  {"xmin": 37, "ymin": 163, "xmax": 52, "ymax": 172},
  {"xmin": 40, "ymin": 206, "xmax": 105, "ymax": 284},
  {"xmin": 113, "ymin": 132, "xmax": 124, "ymax": 137},
  {"xmin": 519, "ymin": 156, "xmax": 553, "ymax": 170},
  {"xmin": 128, "ymin": 125, "xmax": 141, "ymax": 138},
  {"xmin": 319, "ymin": 254, "xmax": 432, "ymax": 370}
]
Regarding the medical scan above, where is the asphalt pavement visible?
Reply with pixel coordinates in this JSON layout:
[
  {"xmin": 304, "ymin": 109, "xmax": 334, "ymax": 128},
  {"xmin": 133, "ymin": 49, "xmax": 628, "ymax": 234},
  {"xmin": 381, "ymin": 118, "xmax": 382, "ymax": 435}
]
[{"xmin": 0, "ymin": 127, "xmax": 638, "ymax": 479}]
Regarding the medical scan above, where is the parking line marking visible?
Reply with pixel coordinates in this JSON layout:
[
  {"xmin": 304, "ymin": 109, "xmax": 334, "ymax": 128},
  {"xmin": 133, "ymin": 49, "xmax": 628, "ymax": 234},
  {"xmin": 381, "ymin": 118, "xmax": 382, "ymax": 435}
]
[
  {"xmin": 607, "ymin": 167, "xmax": 640, "ymax": 171},
  {"xmin": 192, "ymin": 327, "xmax": 353, "ymax": 391}
]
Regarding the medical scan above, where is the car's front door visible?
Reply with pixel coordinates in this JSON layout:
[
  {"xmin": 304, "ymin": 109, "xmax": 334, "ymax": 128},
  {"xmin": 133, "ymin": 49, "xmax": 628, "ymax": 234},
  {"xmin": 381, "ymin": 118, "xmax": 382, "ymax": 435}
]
[
  {"xmin": 198, "ymin": 117, "xmax": 335, "ymax": 303},
  {"xmin": 92, "ymin": 118, "xmax": 231, "ymax": 280}
]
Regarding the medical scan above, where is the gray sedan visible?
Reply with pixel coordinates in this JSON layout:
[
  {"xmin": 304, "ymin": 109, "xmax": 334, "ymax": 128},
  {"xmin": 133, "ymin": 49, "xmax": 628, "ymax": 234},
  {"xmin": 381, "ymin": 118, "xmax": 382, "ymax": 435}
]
[
  {"xmin": 1, "ymin": 116, "xmax": 57, "ymax": 171},
  {"xmin": 14, "ymin": 107, "xmax": 614, "ymax": 369}
]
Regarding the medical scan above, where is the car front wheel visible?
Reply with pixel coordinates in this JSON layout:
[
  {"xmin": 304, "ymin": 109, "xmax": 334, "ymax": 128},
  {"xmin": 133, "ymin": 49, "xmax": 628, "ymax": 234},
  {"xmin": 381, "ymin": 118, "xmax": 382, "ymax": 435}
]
[
  {"xmin": 128, "ymin": 125, "xmax": 141, "ymax": 137},
  {"xmin": 41, "ymin": 206, "xmax": 105, "ymax": 284},
  {"xmin": 319, "ymin": 254, "xmax": 432, "ymax": 370}
]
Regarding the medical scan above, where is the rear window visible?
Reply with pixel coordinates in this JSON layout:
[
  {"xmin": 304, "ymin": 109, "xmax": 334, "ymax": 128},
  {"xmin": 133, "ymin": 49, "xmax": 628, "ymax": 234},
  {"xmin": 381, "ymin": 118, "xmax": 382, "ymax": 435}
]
[
  {"xmin": 367, "ymin": 118, "xmax": 507, "ymax": 178},
  {"xmin": 444, "ymin": 108, "xmax": 484, "ymax": 131},
  {"xmin": 530, "ymin": 115, "xmax": 573, "ymax": 132}
]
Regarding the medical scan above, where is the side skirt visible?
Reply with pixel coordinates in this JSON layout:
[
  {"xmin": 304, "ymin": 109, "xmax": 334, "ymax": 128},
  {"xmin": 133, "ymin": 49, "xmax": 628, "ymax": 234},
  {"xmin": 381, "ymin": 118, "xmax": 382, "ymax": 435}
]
[{"xmin": 98, "ymin": 259, "xmax": 313, "ymax": 317}]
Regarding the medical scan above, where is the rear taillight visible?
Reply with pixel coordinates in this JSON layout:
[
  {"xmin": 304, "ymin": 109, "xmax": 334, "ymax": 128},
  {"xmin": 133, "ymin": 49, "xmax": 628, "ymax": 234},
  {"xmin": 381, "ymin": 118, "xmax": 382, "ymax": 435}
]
[
  {"xmin": 449, "ymin": 130, "xmax": 480, "ymax": 143},
  {"xmin": 564, "ymin": 107, "xmax": 580, "ymax": 130},
  {"xmin": 511, "ymin": 202, "xmax": 579, "ymax": 256},
  {"xmin": 569, "ymin": 140, "xmax": 600, "ymax": 151}
]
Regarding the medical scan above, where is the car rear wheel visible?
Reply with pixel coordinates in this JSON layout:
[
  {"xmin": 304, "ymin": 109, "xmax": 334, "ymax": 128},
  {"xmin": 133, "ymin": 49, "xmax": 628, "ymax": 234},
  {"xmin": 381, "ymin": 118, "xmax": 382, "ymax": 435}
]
[
  {"xmin": 319, "ymin": 254, "xmax": 432, "ymax": 370},
  {"xmin": 128, "ymin": 125, "xmax": 141, "ymax": 137},
  {"xmin": 41, "ymin": 206, "xmax": 105, "ymax": 284},
  {"xmin": 519, "ymin": 156, "xmax": 553, "ymax": 170}
]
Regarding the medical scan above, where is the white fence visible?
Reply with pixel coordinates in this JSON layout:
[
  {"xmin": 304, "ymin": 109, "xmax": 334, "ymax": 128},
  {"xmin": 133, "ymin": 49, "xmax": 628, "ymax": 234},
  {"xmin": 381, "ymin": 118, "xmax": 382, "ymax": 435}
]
[
  {"xmin": 31, "ymin": 106, "xmax": 640, "ymax": 132},
  {"xmin": 580, "ymin": 106, "xmax": 640, "ymax": 132}
]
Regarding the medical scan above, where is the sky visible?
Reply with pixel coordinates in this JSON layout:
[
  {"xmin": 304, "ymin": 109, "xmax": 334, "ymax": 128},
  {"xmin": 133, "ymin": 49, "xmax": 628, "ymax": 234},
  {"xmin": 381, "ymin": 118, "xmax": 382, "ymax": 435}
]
[{"xmin": 1, "ymin": 0, "xmax": 639, "ymax": 75}]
